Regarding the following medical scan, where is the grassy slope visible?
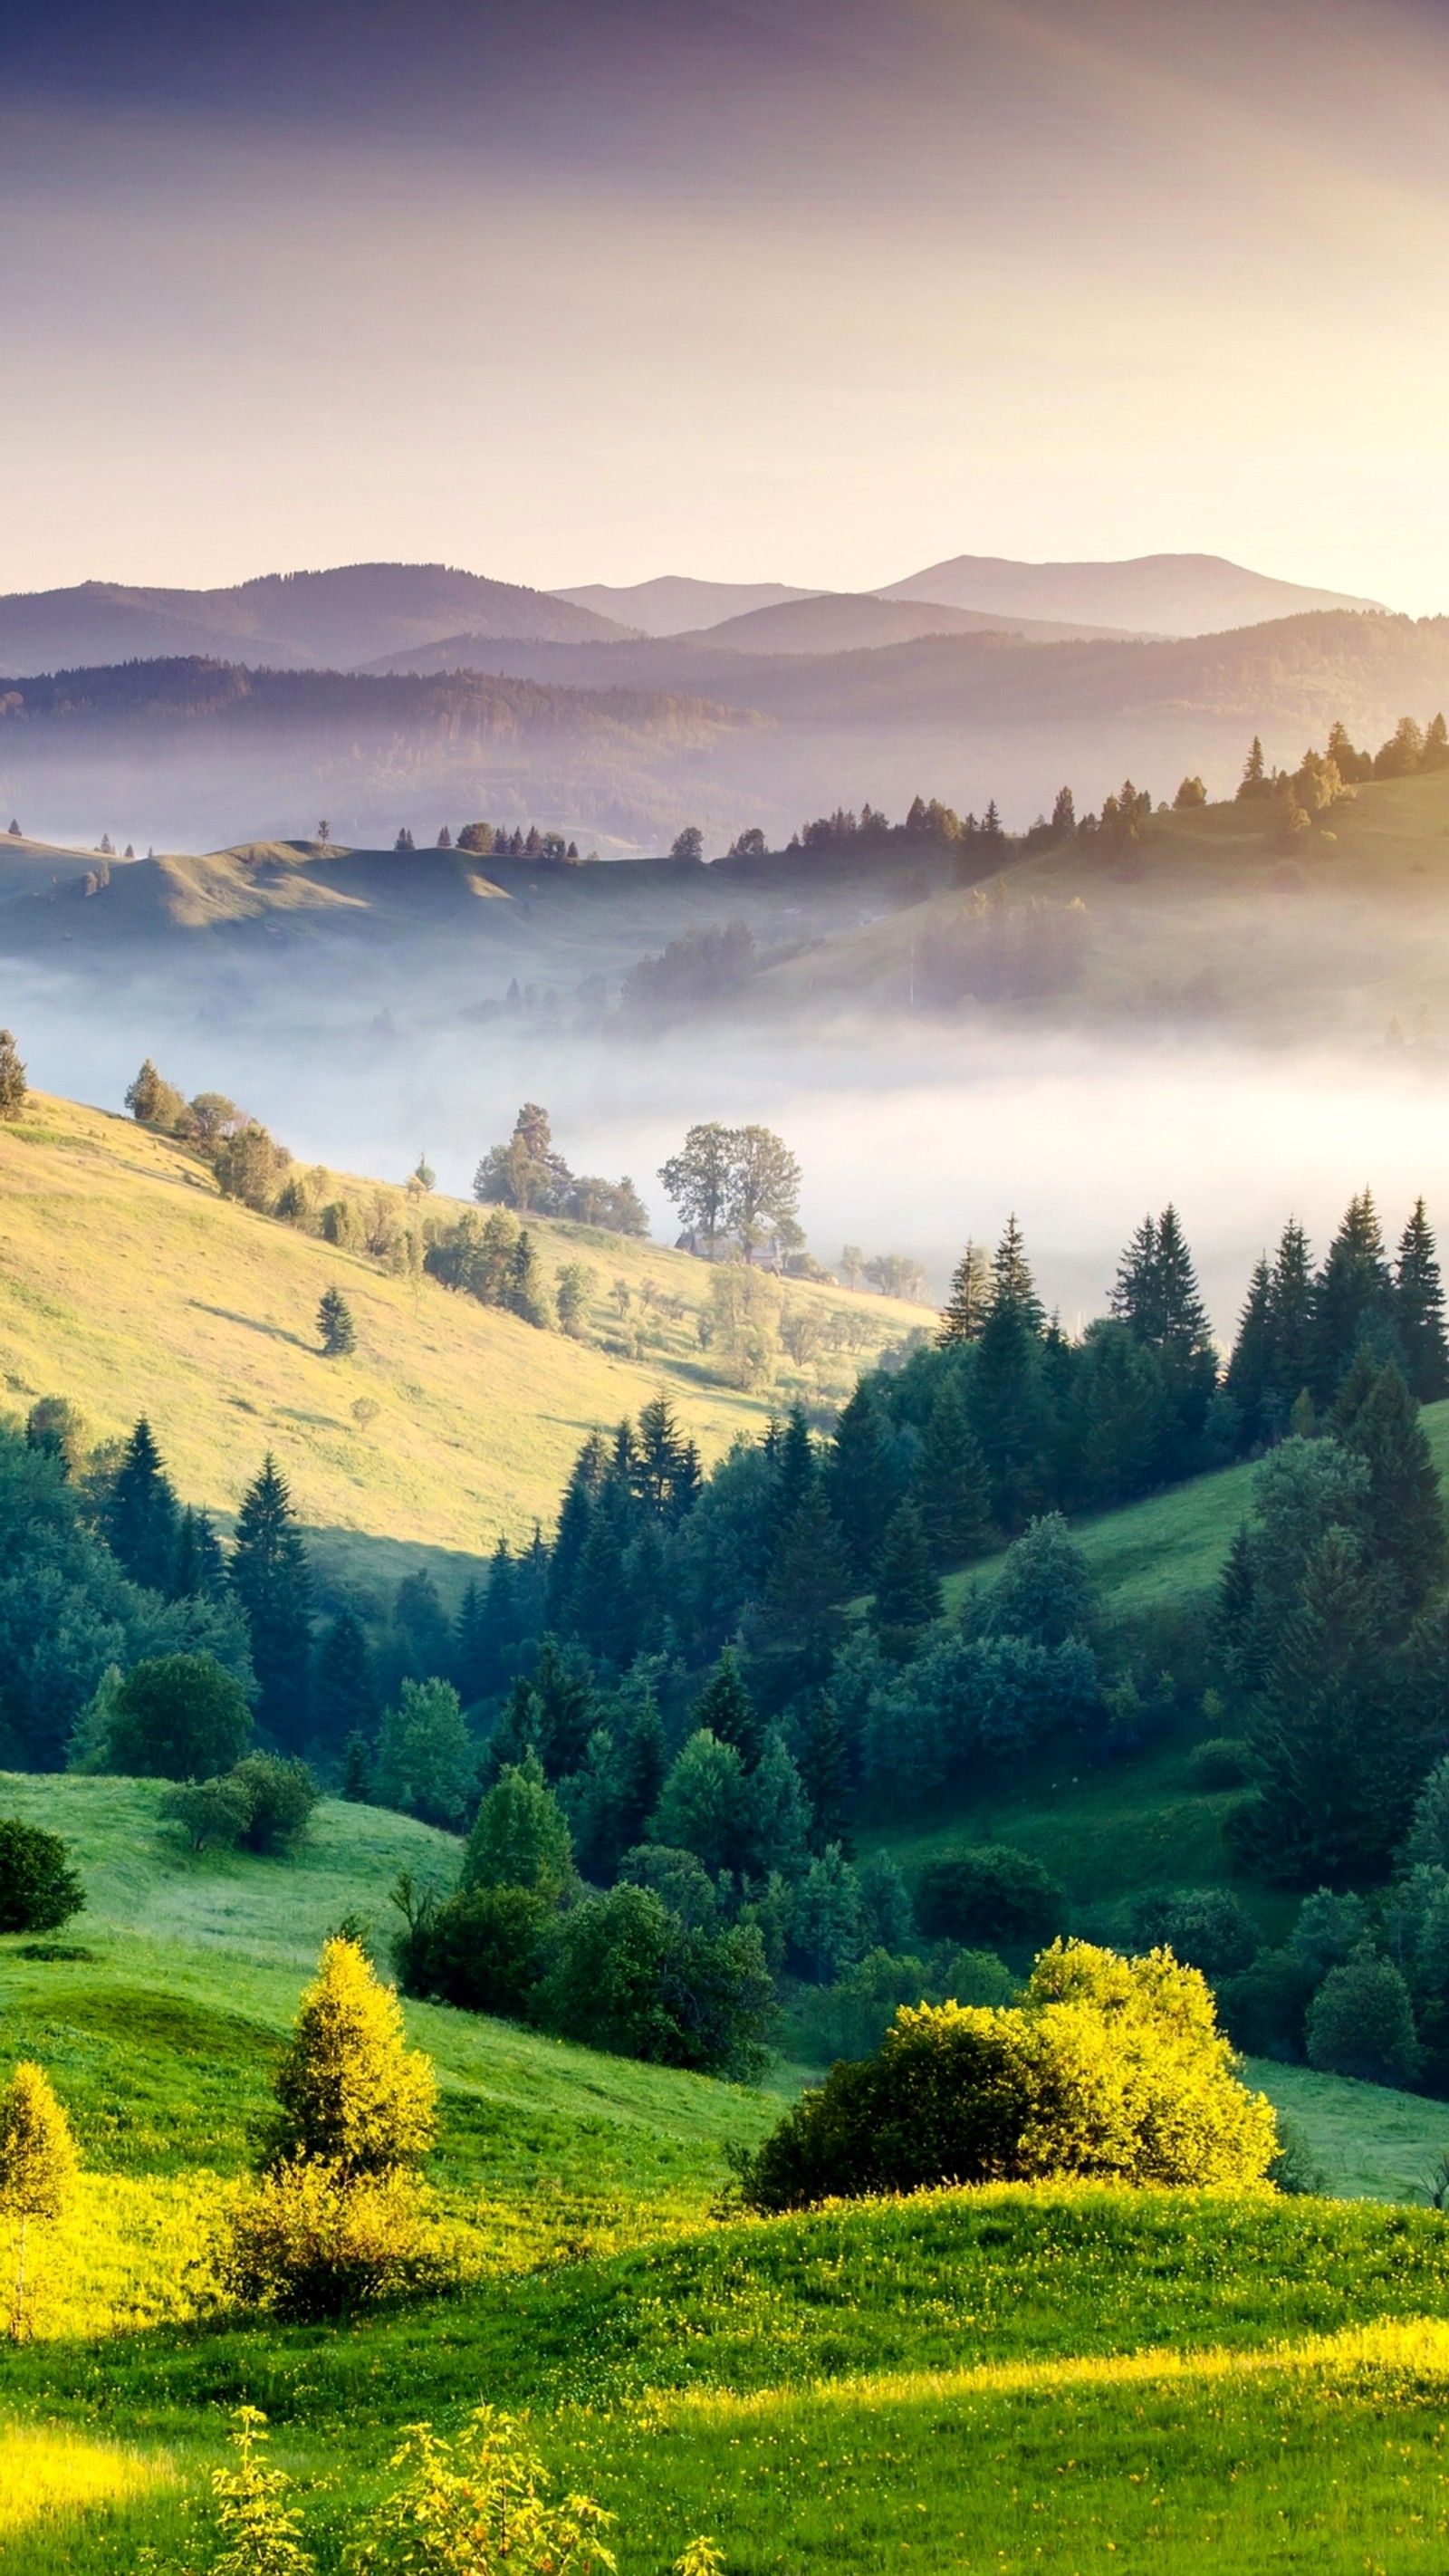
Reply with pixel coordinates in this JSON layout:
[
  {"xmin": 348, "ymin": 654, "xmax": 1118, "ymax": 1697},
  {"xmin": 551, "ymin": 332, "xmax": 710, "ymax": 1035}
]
[
  {"xmin": 0, "ymin": 1091, "xmax": 920, "ymax": 1597},
  {"xmin": 755, "ymin": 765, "xmax": 1449, "ymax": 1037}
]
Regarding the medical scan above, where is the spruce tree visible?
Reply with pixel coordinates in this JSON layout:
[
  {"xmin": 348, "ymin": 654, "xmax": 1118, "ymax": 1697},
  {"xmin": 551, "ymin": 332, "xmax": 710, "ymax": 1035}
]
[
  {"xmin": 317, "ymin": 1287, "xmax": 356, "ymax": 1357},
  {"xmin": 171, "ymin": 1504, "xmax": 226, "ymax": 1600},
  {"xmin": 313, "ymin": 1609, "xmax": 374, "ymax": 1744},
  {"xmin": 1224, "ymin": 1258, "xmax": 1273, "ymax": 1448},
  {"xmin": 568, "ymin": 1504, "xmax": 634, "ymax": 1668},
  {"xmin": 529, "ymin": 1636, "xmax": 598, "ymax": 1778},
  {"xmin": 989, "ymin": 1214, "xmax": 1045, "ymax": 1331},
  {"xmin": 1110, "ymin": 1205, "xmax": 1216, "ymax": 1474},
  {"xmin": 911, "ymin": 1372, "xmax": 993, "ymax": 1563},
  {"xmin": 938, "ymin": 1240, "xmax": 990, "ymax": 1346},
  {"xmin": 230, "ymin": 1455, "xmax": 314, "ymax": 1745},
  {"xmin": 692, "ymin": 1647, "xmax": 763, "ymax": 1770},
  {"xmin": 1311, "ymin": 1191, "xmax": 1394, "ymax": 1400},
  {"xmin": 969, "ymin": 1283, "xmax": 1048, "ymax": 1529},
  {"xmin": 616, "ymin": 1689, "xmax": 667, "ymax": 1850},
  {"xmin": 453, "ymin": 1578, "xmax": 489, "ymax": 1705},
  {"xmin": 106, "ymin": 1417, "xmax": 180, "ymax": 1594},
  {"xmin": 826, "ymin": 1381, "xmax": 901, "ymax": 1581},
  {"xmin": 505, "ymin": 1231, "xmax": 551, "ymax": 1328},
  {"xmin": 770, "ymin": 1402, "xmax": 817, "ymax": 1543},
  {"xmin": 869, "ymin": 1497, "xmax": 943, "ymax": 1651},
  {"xmin": 1339, "ymin": 1359, "xmax": 1448, "ymax": 1610},
  {"xmin": 1396, "ymin": 1199, "xmax": 1449, "ymax": 1401},
  {"xmin": 634, "ymin": 1394, "xmax": 700, "ymax": 1521},
  {"xmin": 1235, "ymin": 1526, "xmax": 1398, "ymax": 1885},
  {"xmin": 1267, "ymin": 1218, "xmax": 1315, "ymax": 1433},
  {"xmin": 796, "ymin": 1690, "xmax": 850, "ymax": 1853},
  {"xmin": 757, "ymin": 1489, "xmax": 852, "ymax": 1697},
  {"xmin": 0, "ymin": 1030, "xmax": 26, "ymax": 1120},
  {"xmin": 468, "ymin": 1538, "xmax": 519, "ymax": 1698},
  {"xmin": 545, "ymin": 1435, "xmax": 606, "ymax": 1626}
]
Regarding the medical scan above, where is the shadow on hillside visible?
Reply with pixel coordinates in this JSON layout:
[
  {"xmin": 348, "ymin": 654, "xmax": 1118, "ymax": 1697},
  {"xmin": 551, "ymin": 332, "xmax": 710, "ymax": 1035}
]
[
  {"xmin": 190, "ymin": 1302, "xmax": 312, "ymax": 1350},
  {"xmin": 303, "ymin": 1524, "xmax": 491, "ymax": 1610}
]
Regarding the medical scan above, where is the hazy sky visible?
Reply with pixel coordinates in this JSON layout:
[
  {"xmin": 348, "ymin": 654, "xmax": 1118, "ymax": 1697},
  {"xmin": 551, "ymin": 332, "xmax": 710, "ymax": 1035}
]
[{"xmin": 5, "ymin": 0, "xmax": 1449, "ymax": 607}]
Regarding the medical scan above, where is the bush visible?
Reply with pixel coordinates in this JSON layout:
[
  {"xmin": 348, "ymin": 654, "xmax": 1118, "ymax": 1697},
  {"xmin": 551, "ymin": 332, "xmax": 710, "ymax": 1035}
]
[
  {"xmin": 0, "ymin": 1817, "xmax": 85, "ymax": 1933},
  {"xmin": 1127, "ymin": 1887, "xmax": 1258, "ymax": 1979},
  {"xmin": 395, "ymin": 1882, "xmax": 554, "ymax": 2018},
  {"xmin": 356, "ymin": 2406, "xmax": 616, "ymax": 2576},
  {"xmin": 221, "ymin": 2159, "xmax": 451, "ymax": 2321},
  {"xmin": 102, "ymin": 1652, "xmax": 253, "ymax": 1781},
  {"xmin": 538, "ymin": 1882, "xmax": 774, "ymax": 2078},
  {"xmin": 1305, "ymin": 1942, "xmax": 1420, "ymax": 2087},
  {"xmin": 1187, "ymin": 1736, "xmax": 1255, "ymax": 1790},
  {"xmin": 160, "ymin": 1774, "xmax": 254, "ymax": 1853},
  {"xmin": 785, "ymin": 1943, "xmax": 1016, "ymax": 2067},
  {"xmin": 737, "ymin": 1937, "xmax": 1279, "ymax": 2211},
  {"xmin": 230, "ymin": 1754, "xmax": 317, "ymax": 1854},
  {"xmin": 914, "ymin": 1846, "xmax": 1066, "ymax": 1947}
]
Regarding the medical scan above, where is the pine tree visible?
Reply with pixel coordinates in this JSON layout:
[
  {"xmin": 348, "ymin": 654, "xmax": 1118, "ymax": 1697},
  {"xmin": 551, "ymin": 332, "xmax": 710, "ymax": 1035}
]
[
  {"xmin": 1236, "ymin": 736, "xmax": 1269, "ymax": 799},
  {"xmin": 989, "ymin": 1215, "xmax": 1045, "ymax": 1331},
  {"xmin": 869, "ymin": 1498, "xmax": 943, "ymax": 1650},
  {"xmin": 1339, "ymin": 1359, "xmax": 1447, "ymax": 1610},
  {"xmin": 1396, "ymin": 1199, "xmax": 1449, "ymax": 1401},
  {"xmin": 910, "ymin": 1372, "xmax": 993, "ymax": 1563},
  {"xmin": 1267, "ymin": 1219, "xmax": 1315, "ymax": 1434},
  {"xmin": 634, "ymin": 1393, "xmax": 700, "ymax": 1521},
  {"xmin": 467, "ymin": 1539, "xmax": 519, "ymax": 1699},
  {"xmin": 1225, "ymin": 1257, "xmax": 1274, "ymax": 1449},
  {"xmin": 0, "ymin": 2061, "xmax": 78, "ymax": 2338},
  {"xmin": 826, "ymin": 1381, "xmax": 901, "ymax": 1581},
  {"xmin": 313, "ymin": 1609, "xmax": 374, "ymax": 1744},
  {"xmin": 230, "ymin": 1456, "xmax": 314, "ymax": 1745},
  {"xmin": 453, "ymin": 1579, "xmax": 489, "ymax": 1705},
  {"xmin": 317, "ymin": 1286, "xmax": 356, "ymax": 1357},
  {"xmin": 771, "ymin": 1402, "xmax": 817, "ymax": 1542},
  {"xmin": 969, "ymin": 1282, "xmax": 1048, "ymax": 1530},
  {"xmin": 1235, "ymin": 1527, "xmax": 1399, "ymax": 1886},
  {"xmin": 568, "ymin": 1504, "xmax": 634, "ymax": 1668},
  {"xmin": 616, "ymin": 1689, "xmax": 667, "ymax": 1850},
  {"xmin": 529, "ymin": 1636, "xmax": 598, "ymax": 1778},
  {"xmin": 172, "ymin": 1504, "xmax": 226, "ymax": 1600},
  {"xmin": 1110, "ymin": 1206, "xmax": 1216, "ymax": 1475},
  {"xmin": 270, "ymin": 1937, "xmax": 437, "ymax": 2179},
  {"xmin": 756, "ymin": 1489, "xmax": 852, "ymax": 1697},
  {"xmin": 106, "ymin": 1418, "xmax": 180, "ymax": 1594},
  {"xmin": 692, "ymin": 1647, "xmax": 763, "ymax": 1770},
  {"xmin": 1312, "ymin": 1191, "xmax": 1395, "ymax": 1400},
  {"xmin": 796, "ymin": 1691, "xmax": 849, "ymax": 1853},
  {"xmin": 938, "ymin": 1239, "xmax": 990, "ymax": 1345},
  {"xmin": 0, "ymin": 1030, "xmax": 26, "ymax": 1121},
  {"xmin": 545, "ymin": 1435, "xmax": 605, "ymax": 1627}
]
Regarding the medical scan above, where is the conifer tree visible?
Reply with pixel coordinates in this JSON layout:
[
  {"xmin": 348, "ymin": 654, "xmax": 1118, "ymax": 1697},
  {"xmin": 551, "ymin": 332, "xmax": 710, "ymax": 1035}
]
[
  {"xmin": 634, "ymin": 1394, "xmax": 700, "ymax": 1521},
  {"xmin": 970, "ymin": 1227, "xmax": 1049, "ymax": 1527},
  {"xmin": 453, "ymin": 1578, "xmax": 489, "ymax": 1705},
  {"xmin": 158, "ymin": 1503, "xmax": 215, "ymax": 1602},
  {"xmin": 317, "ymin": 1286, "xmax": 356, "ymax": 1357},
  {"xmin": 1311, "ymin": 1191, "xmax": 1394, "ymax": 1399},
  {"xmin": 467, "ymin": 1538, "xmax": 519, "ymax": 1699},
  {"xmin": 0, "ymin": 1030, "xmax": 26, "ymax": 1121},
  {"xmin": 230, "ymin": 1456, "xmax": 314, "ymax": 1745},
  {"xmin": 770, "ymin": 1402, "xmax": 817, "ymax": 1543},
  {"xmin": 757, "ymin": 1489, "xmax": 852, "ymax": 1696},
  {"xmin": 0, "ymin": 2060, "xmax": 78, "ymax": 2340},
  {"xmin": 270, "ymin": 1937, "xmax": 437, "ymax": 2179},
  {"xmin": 989, "ymin": 1214, "xmax": 1045, "ymax": 1331},
  {"xmin": 938, "ymin": 1240, "xmax": 990, "ymax": 1345},
  {"xmin": 505, "ymin": 1231, "xmax": 551, "ymax": 1328},
  {"xmin": 1395, "ymin": 1199, "xmax": 1449, "ymax": 1401},
  {"xmin": 1234, "ymin": 1526, "xmax": 1398, "ymax": 1885},
  {"xmin": 826, "ymin": 1381, "xmax": 901, "ymax": 1581},
  {"xmin": 911, "ymin": 1372, "xmax": 993, "ymax": 1563},
  {"xmin": 692, "ymin": 1647, "xmax": 763, "ymax": 1770},
  {"xmin": 1267, "ymin": 1219, "xmax": 1315, "ymax": 1433},
  {"xmin": 1225, "ymin": 1257, "xmax": 1273, "ymax": 1449},
  {"xmin": 869, "ymin": 1498, "xmax": 943, "ymax": 1651},
  {"xmin": 796, "ymin": 1691, "xmax": 850, "ymax": 1853},
  {"xmin": 313, "ymin": 1609, "xmax": 374, "ymax": 1744},
  {"xmin": 616, "ymin": 1689, "xmax": 667, "ymax": 1851},
  {"xmin": 106, "ymin": 1417, "xmax": 181, "ymax": 1594},
  {"xmin": 1339, "ymin": 1359, "xmax": 1448, "ymax": 1610},
  {"xmin": 528, "ymin": 1636, "xmax": 598, "ymax": 1778},
  {"xmin": 341, "ymin": 1731, "xmax": 373, "ymax": 1802},
  {"xmin": 568, "ymin": 1504, "xmax": 635, "ymax": 1668},
  {"xmin": 545, "ymin": 1435, "xmax": 606, "ymax": 1627},
  {"xmin": 1236, "ymin": 736, "xmax": 1269, "ymax": 799}
]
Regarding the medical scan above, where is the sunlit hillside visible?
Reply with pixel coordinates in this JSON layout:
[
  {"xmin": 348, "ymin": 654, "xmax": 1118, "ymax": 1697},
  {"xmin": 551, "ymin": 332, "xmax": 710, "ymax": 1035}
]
[{"xmin": 0, "ymin": 1093, "xmax": 923, "ymax": 1595}]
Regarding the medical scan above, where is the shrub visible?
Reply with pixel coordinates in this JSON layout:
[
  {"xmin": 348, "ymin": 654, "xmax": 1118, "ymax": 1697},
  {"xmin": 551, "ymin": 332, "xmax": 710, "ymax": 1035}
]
[
  {"xmin": 230, "ymin": 1754, "xmax": 317, "ymax": 1854},
  {"xmin": 161, "ymin": 1773, "xmax": 254, "ymax": 1853},
  {"xmin": 201, "ymin": 2408, "xmax": 315, "ymax": 2576},
  {"xmin": 0, "ymin": 1817, "xmax": 85, "ymax": 1933},
  {"xmin": 1127, "ymin": 1887, "xmax": 1258, "ymax": 1979},
  {"xmin": 1305, "ymin": 1942, "xmax": 1420, "ymax": 2086},
  {"xmin": 1187, "ymin": 1736, "xmax": 1255, "ymax": 1790},
  {"xmin": 270, "ymin": 1937, "xmax": 437, "ymax": 2178},
  {"xmin": 737, "ymin": 1937, "xmax": 1279, "ymax": 2210},
  {"xmin": 539, "ymin": 1882, "xmax": 774, "ymax": 2077},
  {"xmin": 221, "ymin": 2159, "xmax": 450, "ymax": 2321},
  {"xmin": 914, "ymin": 1846, "xmax": 1066, "ymax": 1947},
  {"xmin": 356, "ymin": 2406, "xmax": 616, "ymax": 2576},
  {"xmin": 394, "ymin": 1881, "xmax": 554, "ymax": 2018},
  {"xmin": 102, "ymin": 1651, "xmax": 253, "ymax": 1781},
  {"xmin": 0, "ymin": 2060, "xmax": 79, "ymax": 2339}
]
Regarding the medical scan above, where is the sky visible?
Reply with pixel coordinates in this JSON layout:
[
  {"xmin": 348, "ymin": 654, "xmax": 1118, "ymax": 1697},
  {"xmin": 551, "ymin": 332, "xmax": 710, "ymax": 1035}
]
[{"xmin": 5, "ymin": 0, "xmax": 1449, "ymax": 607}]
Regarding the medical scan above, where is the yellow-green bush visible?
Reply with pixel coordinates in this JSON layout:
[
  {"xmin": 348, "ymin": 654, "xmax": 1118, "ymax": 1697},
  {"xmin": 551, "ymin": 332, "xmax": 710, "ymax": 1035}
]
[
  {"xmin": 739, "ymin": 1939, "xmax": 1279, "ymax": 2211},
  {"xmin": 220, "ymin": 2158, "xmax": 456, "ymax": 2321}
]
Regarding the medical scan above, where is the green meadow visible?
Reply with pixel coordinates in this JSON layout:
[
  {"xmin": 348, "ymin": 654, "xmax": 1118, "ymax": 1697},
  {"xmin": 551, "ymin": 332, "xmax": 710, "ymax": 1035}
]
[{"xmin": 5, "ymin": 1775, "xmax": 1449, "ymax": 2572}]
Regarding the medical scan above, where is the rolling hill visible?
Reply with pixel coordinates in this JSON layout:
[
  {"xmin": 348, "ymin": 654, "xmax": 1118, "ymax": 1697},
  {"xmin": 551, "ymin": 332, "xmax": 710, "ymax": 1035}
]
[
  {"xmin": 0, "ymin": 563, "xmax": 634, "ymax": 678},
  {"xmin": 552, "ymin": 574, "xmax": 820, "ymax": 634},
  {"xmin": 0, "ymin": 1091, "xmax": 925, "ymax": 1602}
]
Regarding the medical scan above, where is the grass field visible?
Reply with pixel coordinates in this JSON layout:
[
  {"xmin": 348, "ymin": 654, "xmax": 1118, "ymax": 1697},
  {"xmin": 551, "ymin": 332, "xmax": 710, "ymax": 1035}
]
[
  {"xmin": 0, "ymin": 1091, "xmax": 920, "ymax": 1600},
  {"xmin": 6, "ymin": 1777, "xmax": 1449, "ymax": 2571}
]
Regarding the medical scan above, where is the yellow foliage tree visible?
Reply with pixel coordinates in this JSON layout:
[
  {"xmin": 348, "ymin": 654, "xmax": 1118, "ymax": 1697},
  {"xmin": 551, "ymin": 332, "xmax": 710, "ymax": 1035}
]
[
  {"xmin": 272, "ymin": 1937, "xmax": 437, "ymax": 2181},
  {"xmin": 0, "ymin": 2060, "xmax": 79, "ymax": 2339}
]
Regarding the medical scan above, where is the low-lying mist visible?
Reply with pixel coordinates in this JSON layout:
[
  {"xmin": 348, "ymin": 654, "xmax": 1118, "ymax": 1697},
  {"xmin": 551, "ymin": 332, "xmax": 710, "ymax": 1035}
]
[{"xmin": 9, "ymin": 949, "xmax": 1447, "ymax": 1343}]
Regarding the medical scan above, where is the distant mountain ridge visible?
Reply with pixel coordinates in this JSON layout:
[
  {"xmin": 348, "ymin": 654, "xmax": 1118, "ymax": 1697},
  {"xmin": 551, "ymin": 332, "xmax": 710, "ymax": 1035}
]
[
  {"xmin": 552, "ymin": 575, "xmax": 818, "ymax": 634},
  {"xmin": 0, "ymin": 562, "xmax": 635, "ymax": 678},
  {"xmin": 875, "ymin": 551, "xmax": 1385, "ymax": 638}
]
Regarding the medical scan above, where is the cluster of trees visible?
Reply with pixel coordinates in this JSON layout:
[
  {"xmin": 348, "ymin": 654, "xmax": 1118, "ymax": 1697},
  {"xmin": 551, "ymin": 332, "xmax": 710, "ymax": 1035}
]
[
  {"xmin": 453, "ymin": 821, "xmax": 583, "ymax": 860},
  {"xmin": 619, "ymin": 920, "xmax": 757, "ymax": 1023},
  {"xmin": 657, "ymin": 1121, "xmax": 801, "ymax": 1264},
  {"xmin": 472, "ymin": 1102, "xmax": 648, "ymax": 1235},
  {"xmin": 1226, "ymin": 1195, "xmax": 1446, "ymax": 1439},
  {"xmin": 922, "ymin": 884, "xmax": 1089, "ymax": 1006},
  {"xmin": 125, "ymin": 1061, "xmax": 293, "ymax": 1210}
]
